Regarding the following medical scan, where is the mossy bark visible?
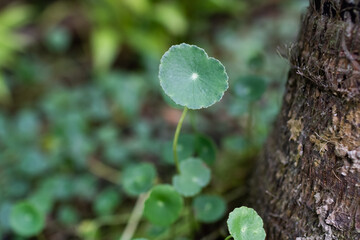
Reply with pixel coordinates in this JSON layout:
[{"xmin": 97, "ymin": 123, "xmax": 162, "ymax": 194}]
[{"xmin": 250, "ymin": 0, "xmax": 360, "ymax": 239}]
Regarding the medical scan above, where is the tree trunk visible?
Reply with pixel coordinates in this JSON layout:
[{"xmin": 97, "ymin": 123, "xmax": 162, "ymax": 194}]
[{"xmin": 249, "ymin": 0, "xmax": 360, "ymax": 239}]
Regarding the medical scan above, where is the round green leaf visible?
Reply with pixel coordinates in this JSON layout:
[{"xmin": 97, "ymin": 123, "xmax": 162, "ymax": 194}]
[
  {"xmin": 39, "ymin": 175, "xmax": 74, "ymax": 200},
  {"xmin": 20, "ymin": 149, "xmax": 48, "ymax": 176},
  {"xmin": 227, "ymin": 207, "xmax": 266, "ymax": 240},
  {"xmin": 172, "ymin": 175, "xmax": 201, "ymax": 197},
  {"xmin": 233, "ymin": 75, "xmax": 267, "ymax": 102},
  {"xmin": 93, "ymin": 187, "xmax": 121, "ymax": 216},
  {"xmin": 10, "ymin": 201, "xmax": 45, "ymax": 237},
  {"xmin": 159, "ymin": 43, "xmax": 228, "ymax": 109},
  {"xmin": 172, "ymin": 158, "xmax": 211, "ymax": 197},
  {"xmin": 144, "ymin": 185, "xmax": 183, "ymax": 226},
  {"xmin": 73, "ymin": 174, "xmax": 98, "ymax": 200},
  {"xmin": 195, "ymin": 135, "xmax": 217, "ymax": 165},
  {"xmin": 28, "ymin": 190, "xmax": 54, "ymax": 215},
  {"xmin": 57, "ymin": 205, "xmax": 79, "ymax": 225},
  {"xmin": 179, "ymin": 158, "xmax": 211, "ymax": 187},
  {"xmin": 122, "ymin": 163, "xmax": 156, "ymax": 197},
  {"xmin": 193, "ymin": 195, "xmax": 226, "ymax": 223},
  {"xmin": 45, "ymin": 26, "xmax": 71, "ymax": 53}
]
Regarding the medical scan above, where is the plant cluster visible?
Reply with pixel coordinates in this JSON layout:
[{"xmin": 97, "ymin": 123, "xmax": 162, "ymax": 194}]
[
  {"xmin": 137, "ymin": 43, "xmax": 266, "ymax": 240},
  {"xmin": 0, "ymin": 1, "xmax": 308, "ymax": 239}
]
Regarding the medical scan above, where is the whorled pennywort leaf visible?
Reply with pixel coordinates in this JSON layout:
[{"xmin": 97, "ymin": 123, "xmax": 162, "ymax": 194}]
[
  {"xmin": 122, "ymin": 162, "xmax": 157, "ymax": 197},
  {"xmin": 10, "ymin": 201, "xmax": 45, "ymax": 237},
  {"xmin": 144, "ymin": 185, "xmax": 183, "ymax": 226},
  {"xmin": 172, "ymin": 157, "xmax": 211, "ymax": 197},
  {"xmin": 227, "ymin": 206, "xmax": 266, "ymax": 240},
  {"xmin": 192, "ymin": 194, "xmax": 226, "ymax": 223},
  {"xmin": 159, "ymin": 43, "xmax": 228, "ymax": 109},
  {"xmin": 172, "ymin": 175, "xmax": 201, "ymax": 197}
]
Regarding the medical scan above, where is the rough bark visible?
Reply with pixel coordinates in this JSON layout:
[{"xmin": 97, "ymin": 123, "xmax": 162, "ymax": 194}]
[{"xmin": 250, "ymin": 0, "xmax": 360, "ymax": 239}]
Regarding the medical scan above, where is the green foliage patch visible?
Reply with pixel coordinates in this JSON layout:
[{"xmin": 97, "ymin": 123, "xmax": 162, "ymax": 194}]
[{"xmin": 0, "ymin": 0, "xmax": 308, "ymax": 238}]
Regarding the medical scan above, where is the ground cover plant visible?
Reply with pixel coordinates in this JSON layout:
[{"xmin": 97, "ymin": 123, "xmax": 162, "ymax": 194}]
[{"xmin": 0, "ymin": 0, "xmax": 308, "ymax": 239}]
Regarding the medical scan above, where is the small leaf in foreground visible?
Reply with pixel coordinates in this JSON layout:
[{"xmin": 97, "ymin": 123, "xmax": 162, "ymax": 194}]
[
  {"xmin": 144, "ymin": 185, "xmax": 183, "ymax": 226},
  {"xmin": 159, "ymin": 43, "xmax": 228, "ymax": 109},
  {"xmin": 10, "ymin": 201, "xmax": 45, "ymax": 237},
  {"xmin": 227, "ymin": 206, "xmax": 266, "ymax": 240},
  {"xmin": 193, "ymin": 194, "xmax": 226, "ymax": 223},
  {"xmin": 122, "ymin": 162, "xmax": 157, "ymax": 197}
]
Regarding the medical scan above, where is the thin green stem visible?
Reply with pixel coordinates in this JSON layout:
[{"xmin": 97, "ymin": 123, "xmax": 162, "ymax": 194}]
[
  {"xmin": 119, "ymin": 193, "xmax": 148, "ymax": 240},
  {"xmin": 173, "ymin": 107, "xmax": 188, "ymax": 173},
  {"xmin": 224, "ymin": 235, "xmax": 233, "ymax": 240}
]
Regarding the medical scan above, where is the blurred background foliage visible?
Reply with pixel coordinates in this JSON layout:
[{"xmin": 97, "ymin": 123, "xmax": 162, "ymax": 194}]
[{"xmin": 0, "ymin": 0, "xmax": 308, "ymax": 239}]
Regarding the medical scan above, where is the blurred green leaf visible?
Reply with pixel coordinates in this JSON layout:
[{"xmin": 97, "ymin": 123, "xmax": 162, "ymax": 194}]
[
  {"xmin": 77, "ymin": 220, "xmax": 98, "ymax": 240},
  {"xmin": 19, "ymin": 149, "xmax": 49, "ymax": 176},
  {"xmin": 45, "ymin": 26, "xmax": 71, "ymax": 53},
  {"xmin": 57, "ymin": 205, "xmax": 80, "ymax": 226},
  {"xmin": 122, "ymin": 0, "xmax": 150, "ymax": 14},
  {"xmin": 122, "ymin": 163, "xmax": 157, "ymax": 197},
  {"xmin": 233, "ymin": 75, "xmax": 267, "ymax": 102},
  {"xmin": 7, "ymin": 180, "xmax": 29, "ymax": 198},
  {"xmin": 0, "ymin": 4, "xmax": 32, "ymax": 30},
  {"xmin": 0, "ymin": 202, "xmax": 12, "ymax": 231},
  {"xmin": 93, "ymin": 187, "xmax": 122, "ymax": 216},
  {"xmin": 193, "ymin": 194, "xmax": 226, "ymax": 223},
  {"xmin": 100, "ymin": 72, "xmax": 146, "ymax": 119},
  {"xmin": 28, "ymin": 190, "xmax": 54, "ymax": 216},
  {"xmin": 195, "ymin": 134, "xmax": 217, "ymax": 165},
  {"xmin": 10, "ymin": 201, "xmax": 45, "ymax": 237},
  {"xmin": 73, "ymin": 174, "xmax": 98, "ymax": 200},
  {"xmin": 39, "ymin": 175, "xmax": 74, "ymax": 200},
  {"xmin": 155, "ymin": 3, "xmax": 187, "ymax": 36},
  {"xmin": 15, "ymin": 110, "xmax": 40, "ymax": 141},
  {"xmin": 92, "ymin": 27, "xmax": 121, "ymax": 73},
  {"xmin": 223, "ymin": 136, "xmax": 250, "ymax": 154}
]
